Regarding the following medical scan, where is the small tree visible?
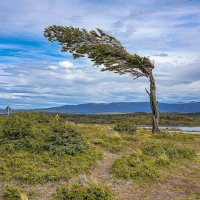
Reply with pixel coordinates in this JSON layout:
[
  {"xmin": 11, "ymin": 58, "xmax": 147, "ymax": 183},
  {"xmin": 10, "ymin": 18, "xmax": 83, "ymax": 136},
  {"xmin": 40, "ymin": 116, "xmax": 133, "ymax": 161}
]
[{"xmin": 44, "ymin": 26, "xmax": 160, "ymax": 133}]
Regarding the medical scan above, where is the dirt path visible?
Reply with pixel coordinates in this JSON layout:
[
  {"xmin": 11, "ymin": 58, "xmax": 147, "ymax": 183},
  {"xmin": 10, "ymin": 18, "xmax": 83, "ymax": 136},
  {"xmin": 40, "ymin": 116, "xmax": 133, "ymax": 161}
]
[
  {"xmin": 68, "ymin": 143, "xmax": 144, "ymax": 200},
  {"xmin": 85, "ymin": 148, "xmax": 137, "ymax": 200},
  {"xmin": 31, "ymin": 145, "xmax": 138, "ymax": 200}
]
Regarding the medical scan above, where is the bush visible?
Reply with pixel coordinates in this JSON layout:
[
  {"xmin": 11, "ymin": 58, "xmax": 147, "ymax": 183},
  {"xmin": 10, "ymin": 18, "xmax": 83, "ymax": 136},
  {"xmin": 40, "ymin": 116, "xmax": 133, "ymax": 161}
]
[
  {"xmin": 52, "ymin": 183, "xmax": 115, "ymax": 200},
  {"xmin": 111, "ymin": 150, "xmax": 159, "ymax": 180},
  {"xmin": 43, "ymin": 128, "xmax": 87, "ymax": 155},
  {"xmin": 0, "ymin": 146, "xmax": 101, "ymax": 184},
  {"xmin": 1, "ymin": 113, "xmax": 87, "ymax": 156},
  {"xmin": 2, "ymin": 115, "xmax": 32, "ymax": 140},
  {"xmin": 1, "ymin": 112, "xmax": 52, "ymax": 140},
  {"xmin": 114, "ymin": 122, "xmax": 137, "ymax": 134},
  {"xmin": 0, "ymin": 113, "xmax": 101, "ymax": 184},
  {"xmin": 3, "ymin": 185, "xmax": 21, "ymax": 200},
  {"xmin": 2, "ymin": 185, "xmax": 29, "ymax": 200},
  {"xmin": 140, "ymin": 140, "xmax": 196, "ymax": 160}
]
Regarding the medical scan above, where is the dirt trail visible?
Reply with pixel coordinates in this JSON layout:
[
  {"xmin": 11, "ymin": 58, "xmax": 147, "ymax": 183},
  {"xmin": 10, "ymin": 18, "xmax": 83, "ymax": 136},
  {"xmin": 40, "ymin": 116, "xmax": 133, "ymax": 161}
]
[
  {"xmin": 59, "ymin": 145, "xmax": 139, "ymax": 200},
  {"xmin": 32, "ymin": 145, "xmax": 138, "ymax": 200},
  {"xmin": 84, "ymin": 148, "xmax": 137, "ymax": 200}
]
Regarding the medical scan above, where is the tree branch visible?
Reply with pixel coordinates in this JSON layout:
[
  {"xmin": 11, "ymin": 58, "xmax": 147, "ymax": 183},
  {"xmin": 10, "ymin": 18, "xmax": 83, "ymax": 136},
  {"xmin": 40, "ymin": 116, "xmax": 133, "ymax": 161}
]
[{"xmin": 145, "ymin": 88, "xmax": 150, "ymax": 96}]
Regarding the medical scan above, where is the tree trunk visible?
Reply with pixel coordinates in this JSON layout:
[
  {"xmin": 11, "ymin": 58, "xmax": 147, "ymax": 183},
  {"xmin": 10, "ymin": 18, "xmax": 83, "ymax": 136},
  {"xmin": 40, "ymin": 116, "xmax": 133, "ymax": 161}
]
[{"xmin": 149, "ymin": 73, "xmax": 160, "ymax": 133}]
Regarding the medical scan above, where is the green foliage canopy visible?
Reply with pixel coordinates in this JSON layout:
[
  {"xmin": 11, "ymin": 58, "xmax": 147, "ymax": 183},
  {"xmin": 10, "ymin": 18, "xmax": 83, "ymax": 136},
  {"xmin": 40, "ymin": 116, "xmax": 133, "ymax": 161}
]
[{"xmin": 44, "ymin": 26, "xmax": 154, "ymax": 79}]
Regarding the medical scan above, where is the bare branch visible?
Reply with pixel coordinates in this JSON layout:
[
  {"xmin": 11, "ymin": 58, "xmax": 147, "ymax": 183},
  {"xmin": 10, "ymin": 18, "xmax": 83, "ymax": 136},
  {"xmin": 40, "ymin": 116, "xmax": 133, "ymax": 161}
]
[{"xmin": 145, "ymin": 88, "xmax": 150, "ymax": 96}]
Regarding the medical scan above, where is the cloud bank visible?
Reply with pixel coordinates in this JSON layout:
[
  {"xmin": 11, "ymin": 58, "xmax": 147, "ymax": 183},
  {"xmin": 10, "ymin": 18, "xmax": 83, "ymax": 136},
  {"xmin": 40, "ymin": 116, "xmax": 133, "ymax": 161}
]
[{"xmin": 0, "ymin": 0, "xmax": 200, "ymax": 108}]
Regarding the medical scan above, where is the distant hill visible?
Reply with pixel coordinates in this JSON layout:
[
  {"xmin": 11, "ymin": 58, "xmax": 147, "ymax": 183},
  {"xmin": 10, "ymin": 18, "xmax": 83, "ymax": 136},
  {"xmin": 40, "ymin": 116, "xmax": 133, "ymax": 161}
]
[
  {"xmin": 0, "ymin": 109, "xmax": 7, "ymax": 114},
  {"xmin": 1, "ymin": 102, "xmax": 200, "ymax": 114},
  {"xmin": 36, "ymin": 102, "xmax": 200, "ymax": 114}
]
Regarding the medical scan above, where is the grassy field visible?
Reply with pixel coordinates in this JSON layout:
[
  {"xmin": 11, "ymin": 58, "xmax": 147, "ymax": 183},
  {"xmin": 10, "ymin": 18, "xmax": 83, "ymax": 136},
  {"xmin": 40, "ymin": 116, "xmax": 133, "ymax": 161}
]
[
  {"xmin": 60, "ymin": 112, "xmax": 200, "ymax": 126},
  {"xmin": 0, "ymin": 112, "xmax": 200, "ymax": 200}
]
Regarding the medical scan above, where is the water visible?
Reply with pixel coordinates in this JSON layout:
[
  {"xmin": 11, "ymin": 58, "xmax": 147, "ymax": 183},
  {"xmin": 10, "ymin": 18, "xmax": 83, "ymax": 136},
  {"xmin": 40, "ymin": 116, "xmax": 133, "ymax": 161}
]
[
  {"xmin": 141, "ymin": 126, "xmax": 200, "ymax": 132},
  {"xmin": 164, "ymin": 126, "xmax": 200, "ymax": 132}
]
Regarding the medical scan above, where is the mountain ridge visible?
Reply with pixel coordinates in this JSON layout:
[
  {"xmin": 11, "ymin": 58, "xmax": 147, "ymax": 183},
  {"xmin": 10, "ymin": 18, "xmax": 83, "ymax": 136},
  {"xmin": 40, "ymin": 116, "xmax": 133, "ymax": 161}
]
[
  {"xmin": 31, "ymin": 102, "xmax": 200, "ymax": 114},
  {"xmin": 1, "ymin": 102, "xmax": 200, "ymax": 114}
]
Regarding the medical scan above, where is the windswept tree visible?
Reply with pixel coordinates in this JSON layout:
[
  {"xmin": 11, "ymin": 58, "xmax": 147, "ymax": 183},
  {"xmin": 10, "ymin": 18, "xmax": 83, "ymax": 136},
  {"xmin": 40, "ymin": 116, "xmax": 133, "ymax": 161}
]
[{"xmin": 44, "ymin": 26, "xmax": 160, "ymax": 133}]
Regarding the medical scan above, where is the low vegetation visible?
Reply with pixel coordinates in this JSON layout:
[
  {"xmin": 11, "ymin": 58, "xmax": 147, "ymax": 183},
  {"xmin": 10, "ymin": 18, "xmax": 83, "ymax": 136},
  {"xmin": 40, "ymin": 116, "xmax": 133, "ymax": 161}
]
[
  {"xmin": 61, "ymin": 112, "xmax": 200, "ymax": 126},
  {"xmin": 152, "ymin": 131, "xmax": 194, "ymax": 141},
  {"xmin": 114, "ymin": 122, "xmax": 137, "ymax": 134},
  {"xmin": 0, "ymin": 113, "xmax": 101, "ymax": 184},
  {"xmin": 111, "ymin": 136, "xmax": 197, "ymax": 181},
  {"xmin": 140, "ymin": 140, "xmax": 196, "ymax": 160},
  {"xmin": 2, "ymin": 185, "xmax": 22, "ymax": 200},
  {"xmin": 52, "ymin": 183, "xmax": 115, "ymax": 200},
  {"xmin": 67, "ymin": 123, "xmax": 137, "ymax": 152},
  {"xmin": 111, "ymin": 150, "xmax": 159, "ymax": 180},
  {"xmin": 2, "ymin": 185, "xmax": 30, "ymax": 200},
  {"xmin": 0, "ymin": 112, "xmax": 199, "ymax": 199}
]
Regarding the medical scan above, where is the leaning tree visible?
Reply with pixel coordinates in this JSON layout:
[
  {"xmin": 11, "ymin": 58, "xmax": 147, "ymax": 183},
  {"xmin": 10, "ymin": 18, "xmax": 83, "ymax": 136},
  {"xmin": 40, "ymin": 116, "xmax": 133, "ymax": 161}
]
[{"xmin": 44, "ymin": 26, "xmax": 160, "ymax": 133}]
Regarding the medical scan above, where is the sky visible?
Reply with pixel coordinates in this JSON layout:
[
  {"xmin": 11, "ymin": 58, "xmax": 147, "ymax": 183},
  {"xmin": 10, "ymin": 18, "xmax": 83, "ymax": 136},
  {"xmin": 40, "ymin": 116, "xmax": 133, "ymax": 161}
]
[{"xmin": 0, "ymin": 0, "xmax": 200, "ymax": 109}]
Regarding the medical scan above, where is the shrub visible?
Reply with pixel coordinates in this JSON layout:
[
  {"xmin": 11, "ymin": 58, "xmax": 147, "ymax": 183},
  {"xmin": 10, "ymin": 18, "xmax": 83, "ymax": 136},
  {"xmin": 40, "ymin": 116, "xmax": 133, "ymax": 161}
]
[
  {"xmin": 140, "ymin": 140, "xmax": 196, "ymax": 160},
  {"xmin": 2, "ymin": 185, "xmax": 29, "ymax": 200},
  {"xmin": 111, "ymin": 151, "xmax": 159, "ymax": 180},
  {"xmin": 1, "ymin": 113, "xmax": 87, "ymax": 156},
  {"xmin": 2, "ymin": 115, "xmax": 32, "ymax": 140},
  {"xmin": 43, "ymin": 128, "xmax": 87, "ymax": 155},
  {"xmin": 114, "ymin": 122, "xmax": 137, "ymax": 134},
  {"xmin": 50, "ymin": 120, "xmax": 66, "ymax": 134},
  {"xmin": 0, "ymin": 113, "xmax": 101, "ymax": 184},
  {"xmin": 52, "ymin": 183, "xmax": 115, "ymax": 200},
  {"xmin": 0, "ymin": 145, "xmax": 101, "ymax": 184}
]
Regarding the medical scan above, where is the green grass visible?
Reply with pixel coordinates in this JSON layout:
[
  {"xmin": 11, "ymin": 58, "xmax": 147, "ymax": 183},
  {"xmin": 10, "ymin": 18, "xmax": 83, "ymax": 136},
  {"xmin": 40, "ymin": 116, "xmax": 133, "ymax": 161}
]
[
  {"xmin": 140, "ymin": 140, "xmax": 196, "ymax": 160},
  {"xmin": 111, "ymin": 150, "xmax": 159, "ymax": 180},
  {"xmin": 111, "ymin": 136, "xmax": 196, "ymax": 181},
  {"xmin": 68, "ymin": 123, "xmax": 138, "ymax": 152},
  {"xmin": 152, "ymin": 131, "xmax": 194, "ymax": 142}
]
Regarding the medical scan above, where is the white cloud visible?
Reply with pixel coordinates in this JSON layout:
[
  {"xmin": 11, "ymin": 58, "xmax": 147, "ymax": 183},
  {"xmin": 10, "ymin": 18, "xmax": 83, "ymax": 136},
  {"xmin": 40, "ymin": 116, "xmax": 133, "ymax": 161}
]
[{"xmin": 58, "ymin": 61, "xmax": 74, "ymax": 69}]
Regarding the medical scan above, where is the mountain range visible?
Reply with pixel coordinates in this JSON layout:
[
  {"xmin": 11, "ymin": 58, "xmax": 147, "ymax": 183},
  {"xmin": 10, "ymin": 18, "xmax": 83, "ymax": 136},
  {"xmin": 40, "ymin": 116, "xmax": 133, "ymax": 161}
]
[
  {"xmin": 33, "ymin": 102, "xmax": 200, "ymax": 114},
  {"xmin": 1, "ymin": 102, "xmax": 200, "ymax": 114}
]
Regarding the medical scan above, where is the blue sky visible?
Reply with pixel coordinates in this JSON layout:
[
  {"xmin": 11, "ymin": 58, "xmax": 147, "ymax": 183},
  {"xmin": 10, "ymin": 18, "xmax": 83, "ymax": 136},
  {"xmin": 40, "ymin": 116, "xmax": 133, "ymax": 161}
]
[{"xmin": 0, "ymin": 0, "xmax": 200, "ymax": 109}]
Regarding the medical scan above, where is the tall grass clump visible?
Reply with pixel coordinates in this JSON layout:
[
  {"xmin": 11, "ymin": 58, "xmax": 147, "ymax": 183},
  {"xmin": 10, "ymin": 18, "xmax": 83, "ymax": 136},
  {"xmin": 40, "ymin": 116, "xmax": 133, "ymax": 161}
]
[
  {"xmin": 140, "ymin": 140, "xmax": 196, "ymax": 160},
  {"xmin": 111, "ymin": 150, "xmax": 159, "ymax": 180},
  {"xmin": 52, "ymin": 183, "xmax": 115, "ymax": 200}
]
